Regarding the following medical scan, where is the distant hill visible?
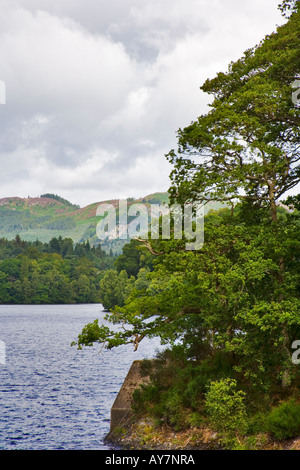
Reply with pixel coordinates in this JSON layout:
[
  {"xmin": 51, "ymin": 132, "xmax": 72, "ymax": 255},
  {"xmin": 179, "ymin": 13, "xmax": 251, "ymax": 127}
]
[{"xmin": 0, "ymin": 193, "xmax": 225, "ymax": 253}]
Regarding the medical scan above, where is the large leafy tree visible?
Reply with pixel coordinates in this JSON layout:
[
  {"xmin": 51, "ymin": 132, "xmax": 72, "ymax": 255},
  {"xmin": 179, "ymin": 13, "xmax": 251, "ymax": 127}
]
[
  {"xmin": 73, "ymin": 207, "xmax": 300, "ymax": 391},
  {"xmin": 167, "ymin": 7, "xmax": 300, "ymax": 221},
  {"xmin": 164, "ymin": 7, "xmax": 300, "ymax": 386},
  {"xmin": 74, "ymin": 4, "xmax": 300, "ymax": 393}
]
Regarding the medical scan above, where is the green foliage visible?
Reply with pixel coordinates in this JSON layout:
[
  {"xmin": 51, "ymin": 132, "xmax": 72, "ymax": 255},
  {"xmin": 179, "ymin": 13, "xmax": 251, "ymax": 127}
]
[
  {"xmin": 266, "ymin": 399, "xmax": 300, "ymax": 440},
  {"xmin": 167, "ymin": 8, "xmax": 300, "ymax": 224},
  {"xmin": 72, "ymin": 319, "xmax": 103, "ymax": 348},
  {"xmin": 77, "ymin": 204, "xmax": 300, "ymax": 389},
  {"xmin": 114, "ymin": 239, "xmax": 153, "ymax": 277},
  {"xmin": 99, "ymin": 269, "xmax": 134, "ymax": 311},
  {"xmin": 132, "ymin": 374, "xmax": 189, "ymax": 430},
  {"xmin": 0, "ymin": 235, "xmax": 115, "ymax": 304},
  {"xmin": 132, "ymin": 347, "xmax": 237, "ymax": 431},
  {"xmin": 205, "ymin": 378, "xmax": 248, "ymax": 435}
]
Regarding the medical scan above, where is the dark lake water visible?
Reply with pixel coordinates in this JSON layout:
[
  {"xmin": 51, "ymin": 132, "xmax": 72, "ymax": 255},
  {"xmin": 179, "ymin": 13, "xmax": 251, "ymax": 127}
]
[{"xmin": 0, "ymin": 304, "xmax": 160, "ymax": 450}]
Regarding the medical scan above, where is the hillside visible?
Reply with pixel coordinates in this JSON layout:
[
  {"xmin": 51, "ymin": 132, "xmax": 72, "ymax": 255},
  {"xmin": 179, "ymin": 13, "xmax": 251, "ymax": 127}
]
[{"xmin": 0, "ymin": 193, "xmax": 224, "ymax": 253}]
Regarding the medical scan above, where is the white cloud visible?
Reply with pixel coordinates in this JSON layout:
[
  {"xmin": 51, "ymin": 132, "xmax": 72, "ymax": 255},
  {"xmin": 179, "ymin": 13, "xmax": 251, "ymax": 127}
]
[
  {"xmin": 0, "ymin": 0, "xmax": 285, "ymax": 206},
  {"xmin": 0, "ymin": 7, "xmax": 137, "ymax": 129}
]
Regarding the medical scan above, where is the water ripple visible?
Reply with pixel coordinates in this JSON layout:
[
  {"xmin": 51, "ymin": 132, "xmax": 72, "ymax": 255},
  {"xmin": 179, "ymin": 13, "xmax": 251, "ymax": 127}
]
[{"xmin": 0, "ymin": 304, "xmax": 159, "ymax": 450}]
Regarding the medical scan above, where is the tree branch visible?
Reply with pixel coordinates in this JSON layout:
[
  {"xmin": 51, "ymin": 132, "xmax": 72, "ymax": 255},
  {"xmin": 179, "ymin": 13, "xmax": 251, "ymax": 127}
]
[{"xmin": 133, "ymin": 238, "xmax": 165, "ymax": 255}]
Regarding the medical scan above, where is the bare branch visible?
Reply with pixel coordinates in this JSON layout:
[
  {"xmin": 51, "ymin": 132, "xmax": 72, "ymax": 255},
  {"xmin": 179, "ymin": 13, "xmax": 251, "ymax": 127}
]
[{"xmin": 134, "ymin": 238, "xmax": 165, "ymax": 256}]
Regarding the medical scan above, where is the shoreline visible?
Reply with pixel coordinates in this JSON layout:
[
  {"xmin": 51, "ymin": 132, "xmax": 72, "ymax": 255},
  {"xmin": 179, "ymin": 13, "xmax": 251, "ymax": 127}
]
[
  {"xmin": 104, "ymin": 416, "xmax": 300, "ymax": 451},
  {"xmin": 105, "ymin": 416, "xmax": 225, "ymax": 451}
]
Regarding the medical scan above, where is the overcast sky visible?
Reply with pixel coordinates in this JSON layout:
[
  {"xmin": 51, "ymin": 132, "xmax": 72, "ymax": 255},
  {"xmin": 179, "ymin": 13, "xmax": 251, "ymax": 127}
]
[{"xmin": 0, "ymin": 0, "xmax": 285, "ymax": 207}]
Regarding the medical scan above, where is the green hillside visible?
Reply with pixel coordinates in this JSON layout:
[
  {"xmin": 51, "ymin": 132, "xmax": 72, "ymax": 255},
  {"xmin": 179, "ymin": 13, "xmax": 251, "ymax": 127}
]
[
  {"xmin": 0, "ymin": 196, "xmax": 97, "ymax": 244},
  {"xmin": 0, "ymin": 193, "xmax": 225, "ymax": 253}
]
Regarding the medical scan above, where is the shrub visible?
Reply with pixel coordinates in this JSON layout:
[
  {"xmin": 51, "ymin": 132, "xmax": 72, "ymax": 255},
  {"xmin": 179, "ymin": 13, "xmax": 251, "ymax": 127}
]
[
  {"xmin": 162, "ymin": 389, "xmax": 187, "ymax": 430},
  {"xmin": 186, "ymin": 412, "xmax": 204, "ymax": 428},
  {"xmin": 266, "ymin": 399, "xmax": 300, "ymax": 441},
  {"xmin": 205, "ymin": 378, "xmax": 248, "ymax": 435}
]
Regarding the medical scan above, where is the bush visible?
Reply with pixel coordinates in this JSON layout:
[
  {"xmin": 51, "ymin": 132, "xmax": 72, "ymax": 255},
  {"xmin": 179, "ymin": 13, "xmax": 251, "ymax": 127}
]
[
  {"xmin": 266, "ymin": 399, "xmax": 300, "ymax": 441},
  {"xmin": 132, "ymin": 350, "xmax": 240, "ymax": 433},
  {"xmin": 162, "ymin": 389, "xmax": 187, "ymax": 430},
  {"xmin": 205, "ymin": 378, "xmax": 248, "ymax": 435}
]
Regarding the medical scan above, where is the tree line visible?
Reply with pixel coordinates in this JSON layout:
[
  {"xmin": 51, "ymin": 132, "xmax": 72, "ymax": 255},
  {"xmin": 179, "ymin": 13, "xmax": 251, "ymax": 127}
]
[{"xmin": 0, "ymin": 235, "xmax": 116, "ymax": 304}]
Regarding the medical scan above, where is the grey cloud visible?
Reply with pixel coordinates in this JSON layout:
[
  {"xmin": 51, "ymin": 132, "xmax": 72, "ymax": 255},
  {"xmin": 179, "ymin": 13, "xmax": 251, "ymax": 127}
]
[{"xmin": 0, "ymin": 0, "xmax": 285, "ymax": 205}]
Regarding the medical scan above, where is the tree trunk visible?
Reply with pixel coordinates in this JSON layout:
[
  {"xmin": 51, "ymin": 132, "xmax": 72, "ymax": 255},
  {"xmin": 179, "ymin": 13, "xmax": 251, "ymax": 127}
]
[
  {"xmin": 269, "ymin": 183, "xmax": 278, "ymax": 223},
  {"xmin": 269, "ymin": 183, "xmax": 291, "ymax": 388}
]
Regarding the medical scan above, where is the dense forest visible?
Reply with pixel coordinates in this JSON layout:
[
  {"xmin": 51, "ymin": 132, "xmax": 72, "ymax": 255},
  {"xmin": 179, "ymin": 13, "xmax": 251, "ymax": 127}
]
[
  {"xmin": 0, "ymin": 235, "xmax": 116, "ymax": 304},
  {"xmin": 74, "ymin": 1, "xmax": 300, "ymax": 450}
]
